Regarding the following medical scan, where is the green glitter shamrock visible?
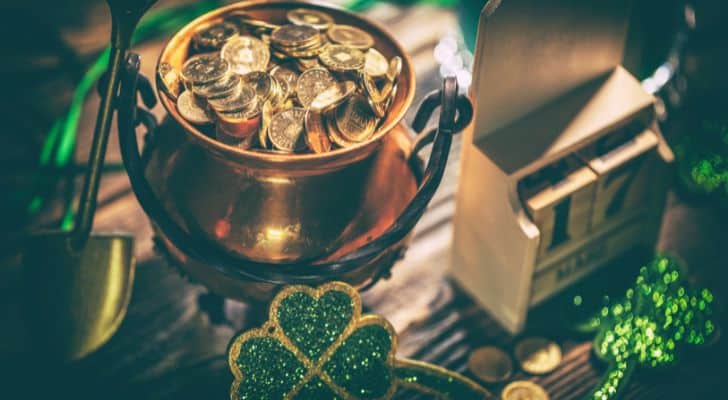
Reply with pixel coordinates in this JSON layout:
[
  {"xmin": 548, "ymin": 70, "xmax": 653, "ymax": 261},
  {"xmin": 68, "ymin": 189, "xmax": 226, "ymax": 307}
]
[
  {"xmin": 674, "ymin": 119, "xmax": 728, "ymax": 205},
  {"xmin": 586, "ymin": 255, "xmax": 717, "ymax": 400},
  {"xmin": 228, "ymin": 282, "xmax": 491, "ymax": 400}
]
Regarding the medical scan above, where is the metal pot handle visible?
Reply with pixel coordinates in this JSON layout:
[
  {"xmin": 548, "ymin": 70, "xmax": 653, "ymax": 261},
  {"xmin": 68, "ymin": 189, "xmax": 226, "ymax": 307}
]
[{"xmin": 118, "ymin": 53, "xmax": 472, "ymax": 285}]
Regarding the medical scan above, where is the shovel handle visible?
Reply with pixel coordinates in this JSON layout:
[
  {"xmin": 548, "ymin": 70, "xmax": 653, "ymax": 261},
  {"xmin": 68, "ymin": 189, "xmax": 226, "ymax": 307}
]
[{"xmin": 118, "ymin": 53, "xmax": 472, "ymax": 285}]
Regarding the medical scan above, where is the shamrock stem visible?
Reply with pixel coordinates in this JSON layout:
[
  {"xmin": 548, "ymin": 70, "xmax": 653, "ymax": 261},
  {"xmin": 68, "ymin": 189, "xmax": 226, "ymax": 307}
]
[
  {"xmin": 393, "ymin": 358, "xmax": 493, "ymax": 399},
  {"xmin": 584, "ymin": 357, "xmax": 637, "ymax": 400}
]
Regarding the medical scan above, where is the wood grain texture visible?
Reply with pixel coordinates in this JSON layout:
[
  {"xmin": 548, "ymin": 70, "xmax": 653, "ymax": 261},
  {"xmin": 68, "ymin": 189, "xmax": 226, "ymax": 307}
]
[{"xmin": 3, "ymin": 4, "xmax": 726, "ymax": 400}]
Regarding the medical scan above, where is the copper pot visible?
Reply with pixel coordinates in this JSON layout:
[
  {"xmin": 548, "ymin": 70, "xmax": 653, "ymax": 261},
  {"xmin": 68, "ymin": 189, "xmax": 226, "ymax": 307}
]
[
  {"xmin": 117, "ymin": 1, "xmax": 470, "ymax": 302},
  {"xmin": 150, "ymin": 0, "xmax": 415, "ymax": 264}
]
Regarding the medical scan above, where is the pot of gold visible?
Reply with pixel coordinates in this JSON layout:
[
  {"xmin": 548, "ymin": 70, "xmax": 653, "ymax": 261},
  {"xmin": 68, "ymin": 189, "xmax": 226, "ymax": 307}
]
[{"xmin": 117, "ymin": 0, "xmax": 472, "ymax": 301}]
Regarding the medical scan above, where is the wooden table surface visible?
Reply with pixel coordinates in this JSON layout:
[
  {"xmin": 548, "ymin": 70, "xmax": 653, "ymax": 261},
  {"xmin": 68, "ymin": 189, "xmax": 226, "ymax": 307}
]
[{"xmin": 3, "ymin": 2, "xmax": 727, "ymax": 399}]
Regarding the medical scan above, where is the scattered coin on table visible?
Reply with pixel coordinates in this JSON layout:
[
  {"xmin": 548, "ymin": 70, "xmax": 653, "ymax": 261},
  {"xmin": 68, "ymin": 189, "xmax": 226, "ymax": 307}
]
[
  {"xmin": 468, "ymin": 345, "xmax": 514, "ymax": 384},
  {"xmin": 501, "ymin": 381, "xmax": 550, "ymax": 400},
  {"xmin": 514, "ymin": 337, "xmax": 563, "ymax": 375},
  {"xmin": 169, "ymin": 8, "xmax": 400, "ymax": 153}
]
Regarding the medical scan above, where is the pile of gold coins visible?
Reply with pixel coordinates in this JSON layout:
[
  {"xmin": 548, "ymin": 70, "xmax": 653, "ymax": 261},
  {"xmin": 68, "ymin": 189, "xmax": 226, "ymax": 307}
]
[
  {"xmin": 467, "ymin": 337, "xmax": 563, "ymax": 400},
  {"xmin": 158, "ymin": 8, "xmax": 401, "ymax": 154}
]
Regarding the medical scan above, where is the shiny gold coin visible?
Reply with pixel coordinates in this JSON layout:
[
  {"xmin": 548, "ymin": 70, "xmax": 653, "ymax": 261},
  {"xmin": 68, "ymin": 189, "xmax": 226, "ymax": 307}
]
[
  {"xmin": 304, "ymin": 109, "xmax": 332, "ymax": 153},
  {"xmin": 271, "ymin": 24, "xmax": 320, "ymax": 48},
  {"xmin": 208, "ymin": 85, "xmax": 256, "ymax": 113},
  {"xmin": 296, "ymin": 57, "xmax": 322, "ymax": 71},
  {"xmin": 216, "ymin": 101, "xmax": 261, "ymax": 139},
  {"xmin": 286, "ymin": 8, "xmax": 334, "ymax": 31},
  {"xmin": 514, "ymin": 338, "xmax": 562, "ymax": 375},
  {"xmin": 258, "ymin": 101, "xmax": 274, "ymax": 149},
  {"xmin": 157, "ymin": 62, "xmax": 181, "ymax": 99},
  {"xmin": 310, "ymin": 80, "xmax": 357, "ymax": 112},
  {"xmin": 501, "ymin": 381, "xmax": 550, "ymax": 400},
  {"xmin": 241, "ymin": 71, "xmax": 274, "ymax": 101},
  {"xmin": 192, "ymin": 74, "xmax": 241, "ymax": 99},
  {"xmin": 366, "ymin": 83, "xmax": 396, "ymax": 118},
  {"xmin": 295, "ymin": 68, "xmax": 337, "ymax": 107},
  {"xmin": 177, "ymin": 90, "xmax": 213, "ymax": 125},
  {"xmin": 364, "ymin": 48, "xmax": 388, "ymax": 78},
  {"xmin": 386, "ymin": 56, "xmax": 403, "ymax": 83},
  {"xmin": 268, "ymin": 107, "xmax": 307, "ymax": 152},
  {"xmin": 319, "ymin": 45, "xmax": 365, "ymax": 72},
  {"xmin": 230, "ymin": 12, "xmax": 280, "ymax": 32},
  {"xmin": 270, "ymin": 65, "xmax": 298, "ymax": 95},
  {"xmin": 327, "ymin": 24, "xmax": 374, "ymax": 49},
  {"xmin": 181, "ymin": 54, "xmax": 229, "ymax": 85},
  {"xmin": 221, "ymin": 36, "xmax": 270, "ymax": 75},
  {"xmin": 334, "ymin": 94, "xmax": 377, "ymax": 143},
  {"xmin": 325, "ymin": 112, "xmax": 357, "ymax": 149},
  {"xmin": 468, "ymin": 346, "xmax": 514, "ymax": 384},
  {"xmin": 193, "ymin": 21, "xmax": 239, "ymax": 50}
]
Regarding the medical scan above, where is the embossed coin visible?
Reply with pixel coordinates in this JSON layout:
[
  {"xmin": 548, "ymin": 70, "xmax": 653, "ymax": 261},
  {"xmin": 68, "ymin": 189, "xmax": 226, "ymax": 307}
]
[
  {"xmin": 310, "ymin": 81, "xmax": 356, "ymax": 112},
  {"xmin": 468, "ymin": 346, "xmax": 514, "ymax": 384},
  {"xmin": 271, "ymin": 24, "xmax": 319, "ymax": 48},
  {"xmin": 193, "ymin": 21, "xmax": 239, "ymax": 50},
  {"xmin": 287, "ymin": 8, "xmax": 334, "ymax": 31},
  {"xmin": 157, "ymin": 62, "xmax": 181, "ymax": 99},
  {"xmin": 230, "ymin": 12, "xmax": 280, "ymax": 32},
  {"xmin": 221, "ymin": 36, "xmax": 270, "ymax": 75},
  {"xmin": 241, "ymin": 71, "xmax": 274, "ymax": 101},
  {"xmin": 325, "ymin": 113, "xmax": 356, "ymax": 149},
  {"xmin": 501, "ymin": 381, "xmax": 550, "ymax": 400},
  {"xmin": 269, "ymin": 107, "xmax": 307, "ymax": 152},
  {"xmin": 192, "ymin": 74, "xmax": 241, "ymax": 99},
  {"xmin": 295, "ymin": 68, "xmax": 337, "ymax": 107},
  {"xmin": 296, "ymin": 57, "xmax": 321, "ymax": 71},
  {"xmin": 177, "ymin": 90, "xmax": 213, "ymax": 125},
  {"xmin": 181, "ymin": 54, "xmax": 229, "ymax": 85},
  {"xmin": 364, "ymin": 48, "xmax": 388, "ymax": 78},
  {"xmin": 208, "ymin": 85, "xmax": 256, "ymax": 113},
  {"xmin": 327, "ymin": 24, "xmax": 374, "ymax": 49},
  {"xmin": 514, "ymin": 338, "xmax": 562, "ymax": 375},
  {"xmin": 270, "ymin": 65, "xmax": 299, "ymax": 91},
  {"xmin": 304, "ymin": 109, "xmax": 332, "ymax": 153},
  {"xmin": 334, "ymin": 94, "xmax": 376, "ymax": 142},
  {"xmin": 386, "ymin": 56, "xmax": 403, "ymax": 83},
  {"xmin": 319, "ymin": 45, "xmax": 365, "ymax": 72}
]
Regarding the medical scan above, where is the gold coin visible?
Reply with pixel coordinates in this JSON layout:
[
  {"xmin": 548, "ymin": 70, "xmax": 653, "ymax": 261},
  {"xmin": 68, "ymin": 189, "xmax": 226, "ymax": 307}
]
[
  {"xmin": 181, "ymin": 54, "xmax": 230, "ymax": 85},
  {"xmin": 271, "ymin": 24, "xmax": 320, "ymax": 48},
  {"xmin": 230, "ymin": 12, "xmax": 280, "ymax": 32},
  {"xmin": 364, "ymin": 48, "xmax": 388, "ymax": 78},
  {"xmin": 177, "ymin": 90, "xmax": 213, "ymax": 125},
  {"xmin": 310, "ymin": 81, "xmax": 356, "ymax": 112},
  {"xmin": 386, "ymin": 56, "xmax": 403, "ymax": 83},
  {"xmin": 287, "ymin": 8, "xmax": 334, "ymax": 31},
  {"xmin": 304, "ymin": 109, "xmax": 332, "ymax": 153},
  {"xmin": 193, "ymin": 21, "xmax": 239, "ymax": 50},
  {"xmin": 514, "ymin": 338, "xmax": 562, "ymax": 375},
  {"xmin": 258, "ymin": 101, "xmax": 275, "ymax": 149},
  {"xmin": 468, "ymin": 346, "xmax": 514, "ymax": 384},
  {"xmin": 319, "ymin": 45, "xmax": 365, "ymax": 72},
  {"xmin": 157, "ymin": 62, "xmax": 181, "ymax": 99},
  {"xmin": 241, "ymin": 71, "xmax": 274, "ymax": 101},
  {"xmin": 216, "ymin": 101, "xmax": 261, "ymax": 139},
  {"xmin": 216, "ymin": 124, "xmax": 256, "ymax": 148},
  {"xmin": 269, "ymin": 107, "xmax": 307, "ymax": 152},
  {"xmin": 295, "ymin": 68, "xmax": 337, "ymax": 107},
  {"xmin": 221, "ymin": 36, "xmax": 270, "ymax": 75},
  {"xmin": 192, "ymin": 74, "xmax": 241, "ymax": 99},
  {"xmin": 327, "ymin": 24, "xmax": 374, "ymax": 49},
  {"xmin": 295, "ymin": 57, "xmax": 322, "ymax": 71},
  {"xmin": 325, "ymin": 112, "xmax": 357, "ymax": 148},
  {"xmin": 334, "ymin": 94, "xmax": 376, "ymax": 143},
  {"xmin": 501, "ymin": 381, "xmax": 549, "ymax": 400},
  {"xmin": 208, "ymin": 85, "xmax": 256, "ymax": 113},
  {"xmin": 270, "ymin": 65, "xmax": 299, "ymax": 89}
]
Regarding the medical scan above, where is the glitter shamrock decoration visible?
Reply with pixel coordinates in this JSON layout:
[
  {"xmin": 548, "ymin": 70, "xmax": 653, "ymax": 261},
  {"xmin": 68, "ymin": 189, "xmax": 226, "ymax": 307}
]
[
  {"xmin": 586, "ymin": 255, "xmax": 717, "ymax": 400},
  {"xmin": 228, "ymin": 282, "xmax": 491, "ymax": 400}
]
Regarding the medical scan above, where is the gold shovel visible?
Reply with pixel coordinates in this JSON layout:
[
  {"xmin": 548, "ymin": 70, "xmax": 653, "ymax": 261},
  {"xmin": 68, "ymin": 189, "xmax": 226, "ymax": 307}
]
[{"xmin": 0, "ymin": 0, "xmax": 156, "ymax": 362}]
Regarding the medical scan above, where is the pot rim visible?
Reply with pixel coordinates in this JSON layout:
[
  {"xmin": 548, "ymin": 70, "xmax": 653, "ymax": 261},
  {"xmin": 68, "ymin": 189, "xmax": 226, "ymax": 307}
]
[{"xmin": 156, "ymin": 0, "xmax": 416, "ymax": 168}]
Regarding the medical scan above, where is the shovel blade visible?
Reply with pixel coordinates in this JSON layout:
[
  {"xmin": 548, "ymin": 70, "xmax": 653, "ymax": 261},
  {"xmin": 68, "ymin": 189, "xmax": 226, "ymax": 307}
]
[{"xmin": 2, "ymin": 232, "xmax": 134, "ymax": 362}]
